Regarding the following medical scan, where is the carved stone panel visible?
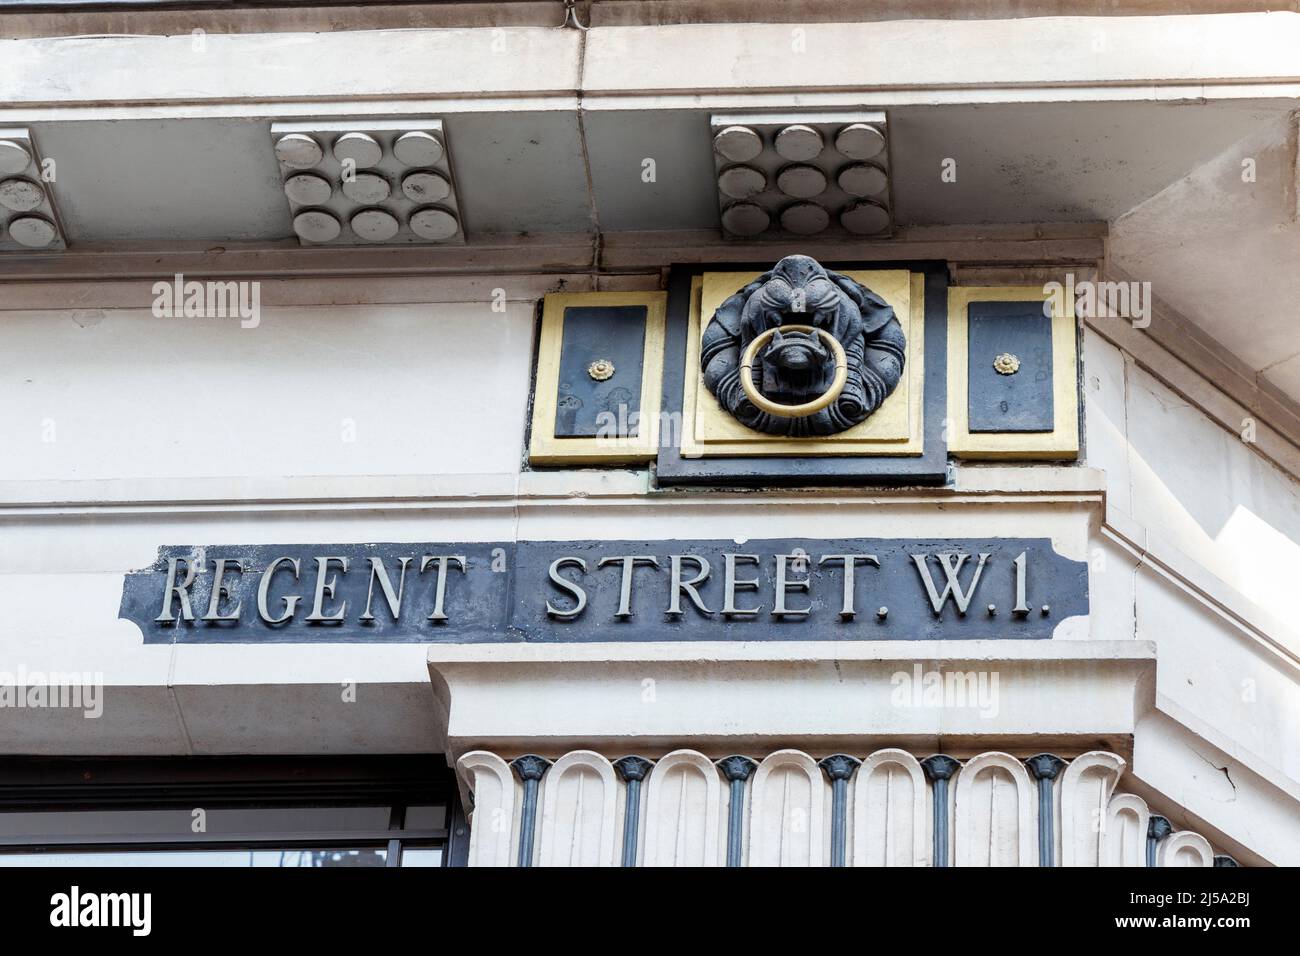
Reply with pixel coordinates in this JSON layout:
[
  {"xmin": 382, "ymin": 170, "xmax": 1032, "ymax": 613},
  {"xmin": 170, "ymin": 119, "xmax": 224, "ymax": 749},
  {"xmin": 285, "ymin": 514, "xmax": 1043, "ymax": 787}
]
[
  {"xmin": 954, "ymin": 752, "xmax": 1036, "ymax": 867},
  {"xmin": 701, "ymin": 255, "xmax": 905, "ymax": 436},
  {"xmin": 457, "ymin": 751, "xmax": 518, "ymax": 868},
  {"xmin": 1160, "ymin": 830, "xmax": 1215, "ymax": 867},
  {"xmin": 455, "ymin": 749, "xmax": 1231, "ymax": 867},
  {"xmin": 536, "ymin": 750, "xmax": 619, "ymax": 867},
  {"xmin": 641, "ymin": 750, "xmax": 724, "ymax": 866},
  {"xmin": 1060, "ymin": 751, "xmax": 1125, "ymax": 866},
  {"xmin": 851, "ymin": 749, "xmax": 931, "ymax": 866},
  {"xmin": 748, "ymin": 749, "xmax": 828, "ymax": 866},
  {"xmin": 1105, "ymin": 793, "xmax": 1150, "ymax": 867}
]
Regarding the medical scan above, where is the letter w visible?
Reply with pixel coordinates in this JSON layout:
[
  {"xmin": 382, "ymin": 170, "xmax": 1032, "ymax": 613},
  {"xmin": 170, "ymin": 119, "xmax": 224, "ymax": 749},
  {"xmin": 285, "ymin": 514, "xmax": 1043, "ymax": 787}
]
[{"xmin": 911, "ymin": 552, "xmax": 990, "ymax": 615}]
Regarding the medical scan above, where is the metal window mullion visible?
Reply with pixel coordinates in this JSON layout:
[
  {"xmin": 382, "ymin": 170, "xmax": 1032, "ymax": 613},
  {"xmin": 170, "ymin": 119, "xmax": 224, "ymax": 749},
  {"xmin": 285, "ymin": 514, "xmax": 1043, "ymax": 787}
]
[
  {"xmin": 443, "ymin": 790, "xmax": 471, "ymax": 868},
  {"xmin": 385, "ymin": 803, "xmax": 406, "ymax": 868}
]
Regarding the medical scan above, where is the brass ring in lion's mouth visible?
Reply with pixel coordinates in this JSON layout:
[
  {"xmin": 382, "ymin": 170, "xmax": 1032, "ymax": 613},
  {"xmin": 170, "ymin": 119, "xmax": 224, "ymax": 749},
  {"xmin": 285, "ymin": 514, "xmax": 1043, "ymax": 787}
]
[{"xmin": 738, "ymin": 324, "xmax": 848, "ymax": 419}]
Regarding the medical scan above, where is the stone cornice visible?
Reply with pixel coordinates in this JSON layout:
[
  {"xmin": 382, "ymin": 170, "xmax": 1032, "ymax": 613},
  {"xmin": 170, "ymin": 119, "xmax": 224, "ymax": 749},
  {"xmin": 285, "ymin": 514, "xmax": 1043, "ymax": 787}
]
[{"xmin": 0, "ymin": 225, "xmax": 1105, "ymax": 286}]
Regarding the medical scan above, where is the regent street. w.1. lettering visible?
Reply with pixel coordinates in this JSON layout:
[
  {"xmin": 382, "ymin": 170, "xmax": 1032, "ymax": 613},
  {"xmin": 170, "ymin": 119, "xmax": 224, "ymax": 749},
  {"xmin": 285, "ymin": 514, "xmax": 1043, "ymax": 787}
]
[{"xmin": 120, "ymin": 539, "xmax": 1088, "ymax": 643}]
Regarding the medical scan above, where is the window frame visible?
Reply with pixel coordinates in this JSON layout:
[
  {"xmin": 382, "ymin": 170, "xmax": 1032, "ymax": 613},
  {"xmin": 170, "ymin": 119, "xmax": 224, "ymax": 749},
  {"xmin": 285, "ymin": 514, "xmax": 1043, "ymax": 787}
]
[{"xmin": 0, "ymin": 755, "xmax": 467, "ymax": 867}]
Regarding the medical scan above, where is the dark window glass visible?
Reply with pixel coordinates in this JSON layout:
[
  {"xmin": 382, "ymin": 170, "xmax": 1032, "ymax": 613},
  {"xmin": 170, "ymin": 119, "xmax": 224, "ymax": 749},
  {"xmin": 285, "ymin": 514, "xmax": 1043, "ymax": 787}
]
[{"xmin": 0, "ymin": 757, "xmax": 459, "ymax": 867}]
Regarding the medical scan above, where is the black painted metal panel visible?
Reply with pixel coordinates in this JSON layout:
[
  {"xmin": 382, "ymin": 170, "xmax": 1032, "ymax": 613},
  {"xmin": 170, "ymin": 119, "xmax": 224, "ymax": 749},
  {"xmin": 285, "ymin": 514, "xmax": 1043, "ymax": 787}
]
[
  {"xmin": 121, "ymin": 537, "xmax": 1086, "ymax": 643},
  {"xmin": 443, "ymin": 791, "xmax": 471, "ymax": 868},
  {"xmin": 967, "ymin": 301, "xmax": 1054, "ymax": 433},
  {"xmin": 0, "ymin": 755, "xmax": 454, "ymax": 809},
  {"xmin": 554, "ymin": 305, "xmax": 647, "ymax": 438}
]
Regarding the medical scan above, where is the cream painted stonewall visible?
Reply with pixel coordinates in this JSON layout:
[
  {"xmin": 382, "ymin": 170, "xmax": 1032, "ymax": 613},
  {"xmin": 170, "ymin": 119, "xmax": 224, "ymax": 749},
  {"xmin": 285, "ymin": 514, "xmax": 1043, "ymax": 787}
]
[{"xmin": 0, "ymin": 290, "xmax": 1295, "ymax": 866}]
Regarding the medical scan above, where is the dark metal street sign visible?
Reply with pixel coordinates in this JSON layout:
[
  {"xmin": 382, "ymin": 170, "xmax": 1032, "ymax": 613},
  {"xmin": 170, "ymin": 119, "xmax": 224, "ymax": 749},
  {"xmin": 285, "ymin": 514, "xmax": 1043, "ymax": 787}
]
[{"xmin": 120, "ymin": 537, "xmax": 1087, "ymax": 644}]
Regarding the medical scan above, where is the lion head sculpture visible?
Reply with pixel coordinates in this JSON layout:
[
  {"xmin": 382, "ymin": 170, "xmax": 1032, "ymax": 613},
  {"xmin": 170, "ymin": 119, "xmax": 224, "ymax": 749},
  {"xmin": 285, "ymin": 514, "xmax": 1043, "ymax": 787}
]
[{"xmin": 700, "ymin": 255, "xmax": 906, "ymax": 436}]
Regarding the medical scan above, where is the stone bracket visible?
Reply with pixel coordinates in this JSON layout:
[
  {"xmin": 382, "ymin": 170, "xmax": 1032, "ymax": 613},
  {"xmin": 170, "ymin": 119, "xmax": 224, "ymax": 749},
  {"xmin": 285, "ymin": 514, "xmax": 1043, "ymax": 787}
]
[{"xmin": 428, "ymin": 639, "xmax": 1156, "ymax": 762}]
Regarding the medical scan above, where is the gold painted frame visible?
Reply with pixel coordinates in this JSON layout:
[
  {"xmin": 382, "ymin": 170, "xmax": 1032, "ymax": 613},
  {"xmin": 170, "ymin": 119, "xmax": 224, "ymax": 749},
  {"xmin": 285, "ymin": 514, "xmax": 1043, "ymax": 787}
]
[
  {"xmin": 528, "ymin": 291, "xmax": 667, "ymax": 466},
  {"xmin": 947, "ymin": 286, "xmax": 1079, "ymax": 460}
]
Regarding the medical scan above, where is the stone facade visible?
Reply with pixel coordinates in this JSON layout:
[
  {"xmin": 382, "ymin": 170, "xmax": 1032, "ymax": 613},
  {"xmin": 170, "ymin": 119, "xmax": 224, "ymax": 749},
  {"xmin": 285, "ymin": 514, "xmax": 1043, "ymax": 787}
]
[{"xmin": 1, "ymin": 2, "xmax": 1298, "ymax": 868}]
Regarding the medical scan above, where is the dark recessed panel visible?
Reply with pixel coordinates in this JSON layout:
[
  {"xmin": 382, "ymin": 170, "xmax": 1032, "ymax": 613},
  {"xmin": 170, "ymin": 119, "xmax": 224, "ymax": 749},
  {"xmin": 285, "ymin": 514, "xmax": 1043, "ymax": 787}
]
[
  {"xmin": 554, "ymin": 306, "xmax": 647, "ymax": 438},
  {"xmin": 967, "ymin": 301, "xmax": 1054, "ymax": 433}
]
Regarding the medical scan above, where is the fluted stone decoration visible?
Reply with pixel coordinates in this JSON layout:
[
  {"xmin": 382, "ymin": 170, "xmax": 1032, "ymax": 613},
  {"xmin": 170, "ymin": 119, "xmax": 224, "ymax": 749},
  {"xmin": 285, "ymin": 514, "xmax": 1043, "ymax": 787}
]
[
  {"xmin": 819, "ymin": 754, "xmax": 862, "ymax": 867},
  {"xmin": 855, "ymin": 750, "xmax": 930, "ymax": 867},
  {"xmin": 614, "ymin": 755, "xmax": 655, "ymax": 868},
  {"xmin": 701, "ymin": 255, "xmax": 905, "ymax": 436},
  {"xmin": 819, "ymin": 754, "xmax": 862, "ymax": 780},
  {"xmin": 749, "ymin": 750, "xmax": 826, "ymax": 866},
  {"xmin": 954, "ymin": 752, "xmax": 1036, "ymax": 866},
  {"xmin": 642, "ymin": 751, "xmax": 723, "ymax": 866},
  {"xmin": 1147, "ymin": 814, "xmax": 1173, "ymax": 868},
  {"xmin": 510, "ymin": 754, "xmax": 551, "ymax": 868},
  {"xmin": 1159, "ymin": 830, "xmax": 1215, "ymax": 867},
  {"xmin": 1060, "ymin": 752, "xmax": 1125, "ymax": 866},
  {"xmin": 1025, "ymin": 753, "xmax": 1066, "ymax": 780},
  {"xmin": 718, "ymin": 755, "xmax": 758, "ymax": 868},
  {"xmin": 614, "ymin": 755, "xmax": 654, "ymax": 781},
  {"xmin": 455, "ymin": 749, "xmax": 1232, "ymax": 867},
  {"xmin": 921, "ymin": 755, "xmax": 961, "ymax": 868},
  {"xmin": 456, "ymin": 751, "xmax": 516, "ymax": 868},
  {"xmin": 1106, "ymin": 793, "xmax": 1150, "ymax": 867},
  {"xmin": 1026, "ymin": 753, "xmax": 1066, "ymax": 868},
  {"xmin": 536, "ymin": 751, "xmax": 619, "ymax": 867}
]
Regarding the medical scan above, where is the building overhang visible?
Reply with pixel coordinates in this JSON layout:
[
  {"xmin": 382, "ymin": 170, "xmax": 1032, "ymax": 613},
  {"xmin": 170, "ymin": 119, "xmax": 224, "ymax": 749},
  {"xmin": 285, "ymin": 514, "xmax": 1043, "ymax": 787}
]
[
  {"xmin": 6, "ymin": 10, "xmax": 1300, "ymax": 421},
  {"xmin": 3, "ymin": 13, "xmax": 1298, "ymax": 250},
  {"xmin": 427, "ymin": 639, "xmax": 1157, "ymax": 761}
]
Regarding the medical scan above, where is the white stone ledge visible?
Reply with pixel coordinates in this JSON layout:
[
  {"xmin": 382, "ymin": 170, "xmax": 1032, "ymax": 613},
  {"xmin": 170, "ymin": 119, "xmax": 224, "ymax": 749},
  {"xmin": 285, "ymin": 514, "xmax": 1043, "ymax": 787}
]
[
  {"xmin": 584, "ymin": 15, "xmax": 1300, "ymax": 94},
  {"xmin": 951, "ymin": 464, "xmax": 1106, "ymax": 496},
  {"xmin": 428, "ymin": 639, "xmax": 1156, "ymax": 760},
  {"xmin": 1, "ymin": 28, "xmax": 583, "ymax": 106},
  {"xmin": 0, "ymin": 467, "xmax": 1099, "ymax": 513},
  {"xmin": 0, "ymin": 471, "xmax": 640, "ymax": 512},
  {"xmin": 427, "ymin": 638, "xmax": 1150, "ymax": 666},
  {"xmin": 6, "ymin": 15, "xmax": 1300, "ymax": 110}
]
